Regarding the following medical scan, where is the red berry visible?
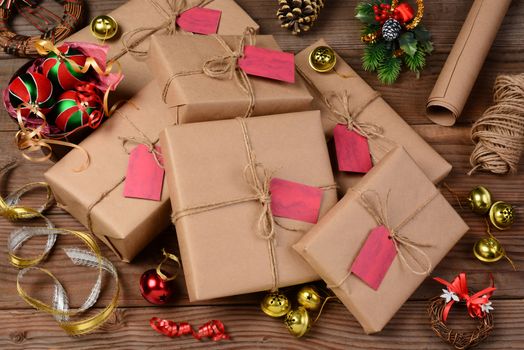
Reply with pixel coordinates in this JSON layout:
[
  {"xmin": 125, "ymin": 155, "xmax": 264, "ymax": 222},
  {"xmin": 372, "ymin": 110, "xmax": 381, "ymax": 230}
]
[
  {"xmin": 375, "ymin": 15, "xmax": 381, "ymax": 21},
  {"xmin": 385, "ymin": 4, "xmax": 390, "ymax": 9},
  {"xmin": 373, "ymin": 5, "xmax": 378, "ymax": 10},
  {"xmin": 380, "ymin": 3, "xmax": 386, "ymax": 8},
  {"xmin": 381, "ymin": 13, "xmax": 387, "ymax": 19}
]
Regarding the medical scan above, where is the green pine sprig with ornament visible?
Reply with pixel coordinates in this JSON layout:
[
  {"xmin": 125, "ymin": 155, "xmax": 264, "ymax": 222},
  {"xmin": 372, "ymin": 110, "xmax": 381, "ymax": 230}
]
[{"xmin": 355, "ymin": 0, "xmax": 433, "ymax": 84}]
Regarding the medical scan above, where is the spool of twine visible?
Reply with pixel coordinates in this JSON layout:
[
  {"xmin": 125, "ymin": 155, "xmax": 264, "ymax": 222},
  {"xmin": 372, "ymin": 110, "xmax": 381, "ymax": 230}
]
[{"xmin": 469, "ymin": 74, "xmax": 524, "ymax": 175}]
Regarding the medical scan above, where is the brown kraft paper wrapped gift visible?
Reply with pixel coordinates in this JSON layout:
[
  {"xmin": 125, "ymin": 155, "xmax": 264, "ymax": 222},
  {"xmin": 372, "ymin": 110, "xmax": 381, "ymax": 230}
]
[
  {"xmin": 160, "ymin": 111, "xmax": 337, "ymax": 301},
  {"xmin": 295, "ymin": 39, "xmax": 451, "ymax": 193},
  {"xmin": 63, "ymin": 0, "xmax": 259, "ymax": 101},
  {"xmin": 294, "ymin": 147, "xmax": 469, "ymax": 334},
  {"xmin": 148, "ymin": 32, "xmax": 313, "ymax": 124},
  {"xmin": 44, "ymin": 82, "xmax": 175, "ymax": 262}
]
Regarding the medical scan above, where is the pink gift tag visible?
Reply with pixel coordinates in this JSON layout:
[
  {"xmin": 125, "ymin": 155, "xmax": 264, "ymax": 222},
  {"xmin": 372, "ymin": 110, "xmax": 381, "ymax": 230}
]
[
  {"xmin": 238, "ymin": 46, "xmax": 295, "ymax": 83},
  {"xmin": 176, "ymin": 7, "xmax": 222, "ymax": 35},
  {"xmin": 270, "ymin": 178, "xmax": 323, "ymax": 224},
  {"xmin": 350, "ymin": 225, "xmax": 397, "ymax": 290},
  {"xmin": 123, "ymin": 144, "xmax": 165, "ymax": 201},
  {"xmin": 333, "ymin": 124, "xmax": 372, "ymax": 173}
]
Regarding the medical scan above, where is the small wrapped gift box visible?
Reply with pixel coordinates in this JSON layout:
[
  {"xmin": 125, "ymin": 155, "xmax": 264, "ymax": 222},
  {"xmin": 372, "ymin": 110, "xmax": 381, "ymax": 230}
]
[
  {"xmin": 295, "ymin": 39, "xmax": 451, "ymax": 193},
  {"xmin": 45, "ymin": 82, "xmax": 175, "ymax": 262},
  {"xmin": 64, "ymin": 0, "xmax": 259, "ymax": 101},
  {"xmin": 160, "ymin": 111, "xmax": 337, "ymax": 301},
  {"xmin": 294, "ymin": 147, "xmax": 469, "ymax": 334},
  {"xmin": 148, "ymin": 32, "xmax": 313, "ymax": 124}
]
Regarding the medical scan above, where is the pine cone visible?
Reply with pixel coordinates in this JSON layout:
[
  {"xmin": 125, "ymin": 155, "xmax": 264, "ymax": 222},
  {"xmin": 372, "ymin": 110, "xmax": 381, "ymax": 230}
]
[
  {"xmin": 382, "ymin": 18, "xmax": 401, "ymax": 41},
  {"xmin": 276, "ymin": 0, "xmax": 324, "ymax": 35}
]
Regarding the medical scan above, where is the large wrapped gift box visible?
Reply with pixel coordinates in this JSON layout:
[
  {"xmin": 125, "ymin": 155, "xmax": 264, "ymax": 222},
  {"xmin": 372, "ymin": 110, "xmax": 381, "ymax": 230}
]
[
  {"xmin": 295, "ymin": 39, "xmax": 451, "ymax": 193},
  {"xmin": 294, "ymin": 147, "xmax": 469, "ymax": 334},
  {"xmin": 45, "ymin": 82, "xmax": 175, "ymax": 262},
  {"xmin": 160, "ymin": 111, "xmax": 337, "ymax": 301},
  {"xmin": 149, "ymin": 33, "xmax": 313, "ymax": 124},
  {"xmin": 64, "ymin": 0, "xmax": 258, "ymax": 101}
]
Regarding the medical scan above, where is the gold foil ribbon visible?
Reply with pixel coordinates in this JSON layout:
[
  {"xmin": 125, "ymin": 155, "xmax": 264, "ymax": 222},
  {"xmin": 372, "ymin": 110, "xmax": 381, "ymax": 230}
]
[
  {"xmin": 0, "ymin": 159, "xmax": 54, "ymax": 222},
  {"xmin": 9, "ymin": 227, "xmax": 120, "ymax": 336},
  {"xmin": 329, "ymin": 189, "xmax": 436, "ymax": 289},
  {"xmin": 162, "ymin": 27, "xmax": 257, "ymax": 119},
  {"xmin": 172, "ymin": 118, "xmax": 337, "ymax": 292}
]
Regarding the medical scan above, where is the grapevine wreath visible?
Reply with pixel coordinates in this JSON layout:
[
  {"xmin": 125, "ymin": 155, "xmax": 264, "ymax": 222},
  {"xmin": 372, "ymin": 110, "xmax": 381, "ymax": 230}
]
[{"xmin": 0, "ymin": 0, "xmax": 84, "ymax": 58}]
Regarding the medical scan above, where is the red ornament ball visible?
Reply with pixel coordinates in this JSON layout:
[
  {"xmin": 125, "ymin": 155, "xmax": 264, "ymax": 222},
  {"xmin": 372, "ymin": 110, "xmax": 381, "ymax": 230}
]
[
  {"xmin": 51, "ymin": 90, "xmax": 100, "ymax": 132},
  {"xmin": 8, "ymin": 72, "xmax": 55, "ymax": 118},
  {"xmin": 139, "ymin": 269, "xmax": 176, "ymax": 305},
  {"xmin": 41, "ymin": 44, "xmax": 88, "ymax": 90}
]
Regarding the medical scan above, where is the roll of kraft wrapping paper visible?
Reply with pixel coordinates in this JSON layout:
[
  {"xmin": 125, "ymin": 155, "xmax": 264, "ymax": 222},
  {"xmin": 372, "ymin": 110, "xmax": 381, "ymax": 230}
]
[{"xmin": 426, "ymin": 0, "xmax": 512, "ymax": 126}]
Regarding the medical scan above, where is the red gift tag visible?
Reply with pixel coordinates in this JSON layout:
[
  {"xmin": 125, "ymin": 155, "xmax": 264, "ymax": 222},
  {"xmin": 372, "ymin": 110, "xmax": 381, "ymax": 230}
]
[
  {"xmin": 333, "ymin": 124, "xmax": 372, "ymax": 173},
  {"xmin": 176, "ymin": 7, "xmax": 222, "ymax": 35},
  {"xmin": 350, "ymin": 225, "xmax": 397, "ymax": 290},
  {"xmin": 123, "ymin": 144, "xmax": 165, "ymax": 201},
  {"xmin": 269, "ymin": 178, "xmax": 323, "ymax": 224},
  {"xmin": 238, "ymin": 46, "xmax": 295, "ymax": 83}
]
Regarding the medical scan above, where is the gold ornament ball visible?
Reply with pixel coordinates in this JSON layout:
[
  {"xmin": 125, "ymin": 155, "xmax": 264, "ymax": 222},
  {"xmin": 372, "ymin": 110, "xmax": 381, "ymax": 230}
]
[
  {"xmin": 90, "ymin": 15, "xmax": 119, "ymax": 40},
  {"xmin": 489, "ymin": 201, "xmax": 514, "ymax": 231},
  {"xmin": 260, "ymin": 292, "xmax": 291, "ymax": 318},
  {"xmin": 284, "ymin": 307, "xmax": 311, "ymax": 338},
  {"xmin": 309, "ymin": 46, "xmax": 337, "ymax": 73},
  {"xmin": 297, "ymin": 286, "xmax": 322, "ymax": 311},
  {"xmin": 467, "ymin": 186, "xmax": 493, "ymax": 215},
  {"xmin": 473, "ymin": 237, "xmax": 505, "ymax": 263}
]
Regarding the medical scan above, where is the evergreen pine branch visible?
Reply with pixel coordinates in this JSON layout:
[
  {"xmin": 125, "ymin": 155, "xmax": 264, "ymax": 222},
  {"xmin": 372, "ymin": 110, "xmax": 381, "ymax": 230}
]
[
  {"xmin": 378, "ymin": 55, "xmax": 401, "ymax": 84},
  {"xmin": 403, "ymin": 48, "xmax": 426, "ymax": 72},
  {"xmin": 362, "ymin": 41, "xmax": 387, "ymax": 72}
]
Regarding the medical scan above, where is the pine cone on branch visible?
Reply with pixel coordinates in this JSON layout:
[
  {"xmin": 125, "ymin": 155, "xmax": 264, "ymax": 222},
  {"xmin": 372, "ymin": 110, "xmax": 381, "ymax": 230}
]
[{"xmin": 277, "ymin": 0, "xmax": 324, "ymax": 35}]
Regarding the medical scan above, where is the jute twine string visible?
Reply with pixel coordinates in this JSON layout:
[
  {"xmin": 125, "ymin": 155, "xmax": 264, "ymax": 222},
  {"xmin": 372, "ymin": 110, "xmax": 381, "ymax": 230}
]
[
  {"xmin": 469, "ymin": 73, "xmax": 524, "ymax": 175},
  {"xmin": 162, "ymin": 27, "xmax": 257, "ymax": 119},
  {"xmin": 323, "ymin": 90, "xmax": 396, "ymax": 162},
  {"xmin": 172, "ymin": 118, "xmax": 337, "ymax": 292},
  {"xmin": 84, "ymin": 110, "xmax": 171, "ymax": 234},
  {"xmin": 115, "ymin": 0, "xmax": 214, "ymax": 60},
  {"xmin": 428, "ymin": 297, "xmax": 494, "ymax": 350},
  {"xmin": 328, "ymin": 189, "xmax": 435, "ymax": 289}
]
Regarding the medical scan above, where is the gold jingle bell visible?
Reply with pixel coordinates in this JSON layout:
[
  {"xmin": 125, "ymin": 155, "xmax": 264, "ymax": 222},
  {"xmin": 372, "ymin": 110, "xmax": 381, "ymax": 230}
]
[
  {"xmin": 309, "ymin": 46, "xmax": 337, "ymax": 73},
  {"xmin": 90, "ymin": 15, "xmax": 119, "ymax": 40},
  {"xmin": 260, "ymin": 292, "xmax": 291, "ymax": 318},
  {"xmin": 297, "ymin": 286, "xmax": 322, "ymax": 311},
  {"xmin": 474, "ymin": 236, "xmax": 505, "ymax": 263},
  {"xmin": 468, "ymin": 186, "xmax": 492, "ymax": 215},
  {"xmin": 489, "ymin": 201, "xmax": 514, "ymax": 231},
  {"xmin": 284, "ymin": 307, "xmax": 311, "ymax": 338}
]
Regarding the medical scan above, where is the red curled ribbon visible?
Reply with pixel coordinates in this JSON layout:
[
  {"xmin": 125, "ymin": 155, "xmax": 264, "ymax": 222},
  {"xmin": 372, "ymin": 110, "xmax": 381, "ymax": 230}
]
[
  {"xmin": 433, "ymin": 273, "xmax": 496, "ymax": 322},
  {"xmin": 150, "ymin": 317, "xmax": 230, "ymax": 342},
  {"xmin": 75, "ymin": 83, "xmax": 104, "ymax": 129}
]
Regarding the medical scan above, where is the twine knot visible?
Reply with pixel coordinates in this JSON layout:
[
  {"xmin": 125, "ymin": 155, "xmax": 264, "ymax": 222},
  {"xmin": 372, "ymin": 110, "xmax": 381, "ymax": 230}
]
[
  {"xmin": 324, "ymin": 90, "xmax": 383, "ymax": 139},
  {"xmin": 119, "ymin": 135, "xmax": 163, "ymax": 168}
]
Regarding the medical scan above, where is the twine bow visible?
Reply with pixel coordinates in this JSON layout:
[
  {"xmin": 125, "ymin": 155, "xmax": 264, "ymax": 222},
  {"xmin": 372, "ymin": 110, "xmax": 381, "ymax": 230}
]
[
  {"xmin": 119, "ymin": 0, "xmax": 214, "ymax": 59},
  {"xmin": 358, "ymin": 189, "xmax": 434, "ymax": 276},
  {"xmin": 162, "ymin": 27, "xmax": 257, "ymax": 119},
  {"xmin": 324, "ymin": 90, "xmax": 383, "ymax": 139},
  {"xmin": 119, "ymin": 136, "xmax": 164, "ymax": 168}
]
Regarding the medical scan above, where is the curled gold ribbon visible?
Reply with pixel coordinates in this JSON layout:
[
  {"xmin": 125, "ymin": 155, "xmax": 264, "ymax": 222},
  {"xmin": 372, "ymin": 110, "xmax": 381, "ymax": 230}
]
[
  {"xmin": 156, "ymin": 248, "xmax": 181, "ymax": 282},
  {"xmin": 0, "ymin": 159, "xmax": 54, "ymax": 222},
  {"xmin": 9, "ymin": 227, "xmax": 120, "ymax": 336}
]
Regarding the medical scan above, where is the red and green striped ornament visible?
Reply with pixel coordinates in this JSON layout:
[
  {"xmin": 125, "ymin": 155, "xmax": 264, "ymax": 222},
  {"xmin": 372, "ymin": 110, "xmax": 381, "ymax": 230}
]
[
  {"xmin": 41, "ymin": 45, "xmax": 88, "ymax": 91},
  {"xmin": 51, "ymin": 90, "xmax": 99, "ymax": 132},
  {"xmin": 8, "ymin": 71, "xmax": 55, "ymax": 118}
]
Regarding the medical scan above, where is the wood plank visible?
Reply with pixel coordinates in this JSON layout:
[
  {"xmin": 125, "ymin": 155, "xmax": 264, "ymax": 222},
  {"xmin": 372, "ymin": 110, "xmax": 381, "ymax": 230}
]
[{"xmin": 0, "ymin": 301, "xmax": 522, "ymax": 349}]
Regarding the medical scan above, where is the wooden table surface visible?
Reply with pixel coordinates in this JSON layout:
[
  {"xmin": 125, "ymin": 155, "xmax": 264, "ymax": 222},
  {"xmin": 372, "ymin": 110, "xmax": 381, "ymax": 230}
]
[{"xmin": 1, "ymin": 0, "xmax": 523, "ymax": 349}]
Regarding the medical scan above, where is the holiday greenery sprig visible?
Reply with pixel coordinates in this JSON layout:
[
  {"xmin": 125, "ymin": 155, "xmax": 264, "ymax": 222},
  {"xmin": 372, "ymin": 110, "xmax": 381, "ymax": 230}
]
[{"xmin": 355, "ymin": 0, "xmax": 433, "ymax": 84}]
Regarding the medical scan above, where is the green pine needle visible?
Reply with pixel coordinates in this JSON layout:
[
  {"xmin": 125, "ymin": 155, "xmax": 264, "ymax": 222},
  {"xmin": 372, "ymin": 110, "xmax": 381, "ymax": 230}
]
[
  {"xmin": 404, "ymin": 48, "xmax": 426, "ymax": 72},
  {"xmin": 362, "ymin": 41, "xmax": 387, "ymax": 72},
  {"xmin": 378, "ymin": 55, "xmax": 401, "ymax": 84}
]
